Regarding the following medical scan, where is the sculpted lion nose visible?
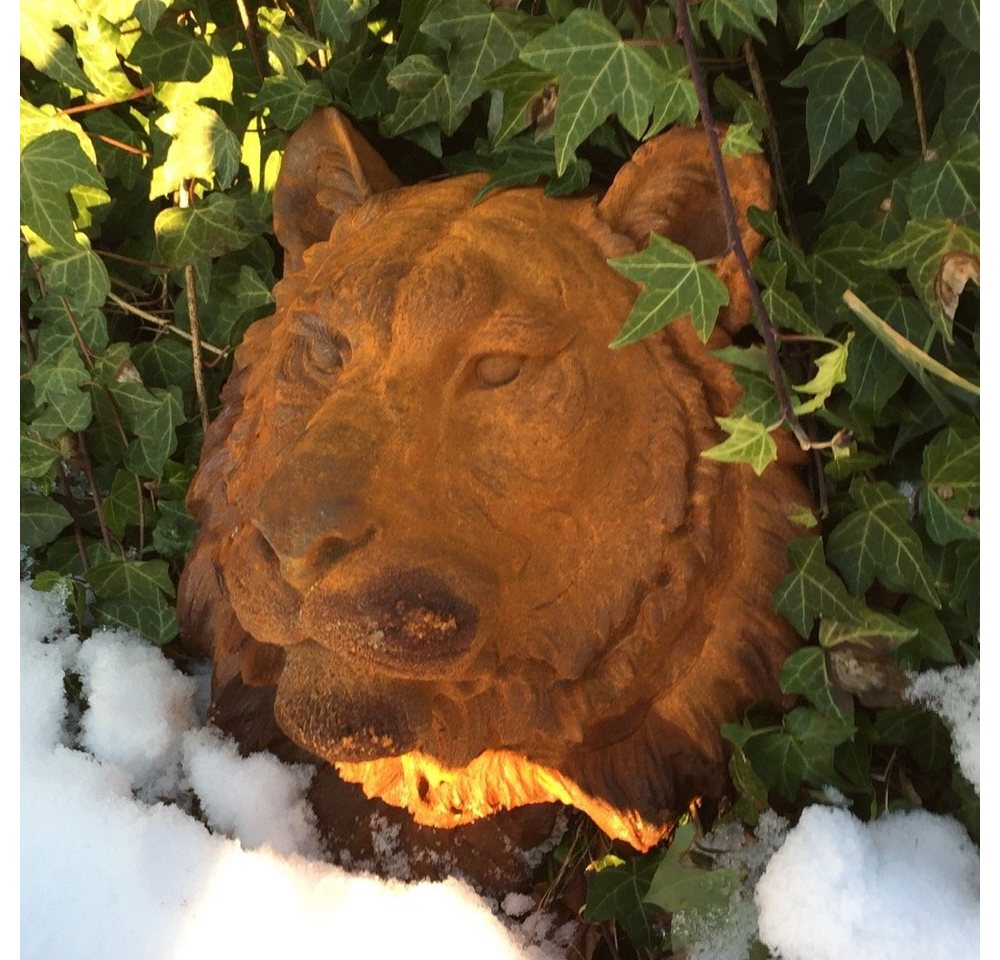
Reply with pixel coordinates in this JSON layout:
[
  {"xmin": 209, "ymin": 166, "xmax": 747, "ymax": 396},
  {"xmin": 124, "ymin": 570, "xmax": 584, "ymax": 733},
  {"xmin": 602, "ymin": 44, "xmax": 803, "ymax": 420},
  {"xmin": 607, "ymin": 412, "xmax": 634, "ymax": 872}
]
[{"xmin": 253, "ymin": 457, "xmax": 373, "ymax": 561}]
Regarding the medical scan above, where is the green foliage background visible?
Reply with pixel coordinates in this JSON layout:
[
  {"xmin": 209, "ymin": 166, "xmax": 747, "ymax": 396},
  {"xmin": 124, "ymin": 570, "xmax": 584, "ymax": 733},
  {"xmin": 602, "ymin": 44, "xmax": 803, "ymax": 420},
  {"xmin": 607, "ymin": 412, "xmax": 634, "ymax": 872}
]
[{"xmin": 20, "ymin": 0, "xmax": 979, "ymax": 954}]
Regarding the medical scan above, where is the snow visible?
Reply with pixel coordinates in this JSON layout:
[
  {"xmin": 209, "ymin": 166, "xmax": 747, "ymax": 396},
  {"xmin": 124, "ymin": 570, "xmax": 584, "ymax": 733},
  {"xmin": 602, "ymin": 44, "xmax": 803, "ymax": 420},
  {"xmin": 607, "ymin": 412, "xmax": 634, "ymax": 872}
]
[
  {"xmin": 18, "ymin": 582, "xmax": 985, "ymax": 960},
  {"xmin": 19, "ymin": 583, "xmax": 558, "ymax": 960},
  {"xmin": 756, "ymin": 806, "xmax": 980, "ymax": 960},
  {"xmin": 908, "ymin": 660, "xmax": 981, "ymax": 793}
]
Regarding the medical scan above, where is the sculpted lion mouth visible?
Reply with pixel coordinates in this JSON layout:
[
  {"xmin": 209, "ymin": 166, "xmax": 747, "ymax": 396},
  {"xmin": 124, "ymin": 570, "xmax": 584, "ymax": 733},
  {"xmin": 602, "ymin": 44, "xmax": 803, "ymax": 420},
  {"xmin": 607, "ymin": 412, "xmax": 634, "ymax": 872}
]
[{"xmin": 301, "ymin": 568, "xmax": 480, "ymax": 671}]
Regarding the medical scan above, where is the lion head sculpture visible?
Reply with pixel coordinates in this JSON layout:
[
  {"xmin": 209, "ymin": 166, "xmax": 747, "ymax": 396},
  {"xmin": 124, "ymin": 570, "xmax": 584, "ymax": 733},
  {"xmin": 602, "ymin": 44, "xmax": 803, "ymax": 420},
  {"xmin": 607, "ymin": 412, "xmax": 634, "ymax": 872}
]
[{"xmin": 179, "ymin": 108, "xmax": 808, "ymax": 858}]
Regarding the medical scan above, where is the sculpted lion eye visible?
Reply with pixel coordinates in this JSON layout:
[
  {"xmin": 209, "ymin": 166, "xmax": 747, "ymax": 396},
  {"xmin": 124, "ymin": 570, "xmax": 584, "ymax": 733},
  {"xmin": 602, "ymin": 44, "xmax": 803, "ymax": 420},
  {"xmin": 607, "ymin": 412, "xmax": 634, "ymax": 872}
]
[{"xmin": 475, "ymin": 354, "xmax": 524, "ymax": 388}]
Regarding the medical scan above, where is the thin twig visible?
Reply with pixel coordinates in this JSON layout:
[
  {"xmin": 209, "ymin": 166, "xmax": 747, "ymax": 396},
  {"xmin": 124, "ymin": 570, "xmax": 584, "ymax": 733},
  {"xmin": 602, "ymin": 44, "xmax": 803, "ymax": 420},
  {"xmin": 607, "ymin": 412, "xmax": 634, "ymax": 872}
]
[
  {"xmin": 98, "ymin": 248, "xmax": 170, "ymax": 271},
  {"xmin": 181, "ymin": 182, "xmax": 211, "ymax": 433},
  {"xmin": 106, "ymin": 290, "xmax": 227, "ymax": 356},
  {"xmin": 91, "ymin": 133, "xmax": 152, "ymax": 158},
  {"xmin": 73, "ymin": 433, "xmax": 114, "ymax": 552},
  {"xmin": 61, "ymin": 86, "xmax": 153, "ymax": 115},
  {"xmin": 905, "ymin": 48, "xmax": 930, "ymax": 159},
  {"xmin": 60, "ymin": 297, "xmax": 97, "ymax": 369},
  {"xmin": 234, "ymin": 0, "xmax": 266, "ymax": 81},
  {"xmin": 673, "ymin": 0, "xmax": 810, "ymax": 450},
  {"xmin": 742, "ymin": 38, "xmax": 801, "ymax": 247}
]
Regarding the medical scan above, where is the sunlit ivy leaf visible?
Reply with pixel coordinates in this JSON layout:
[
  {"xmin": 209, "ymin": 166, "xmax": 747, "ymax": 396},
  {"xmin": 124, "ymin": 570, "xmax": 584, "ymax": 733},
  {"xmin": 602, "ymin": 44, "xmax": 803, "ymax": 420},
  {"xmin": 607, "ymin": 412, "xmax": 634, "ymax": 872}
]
[
  {"xmin": 774, "ymin": 537, "xmax": 860, "ymax": 638},
  {"xmin": 825, "ymin": 153, "xmax": 909, "ymax": 243},
  {"xmin": 521, "ymin": 10, "xmax": 693, "ymax": 175},
  {"xmin": 609, "ymin": 235, "xmax": 729, "ymax": 346},
  {"xmin": 129, "ymin": 24, "xmax": 213, "ymax": 83},
  {"xmin": 819, "ymin": 608, "xmax": 917, "ymax": 650},
  {"xmin": 921, "ymin": 422, "xmax": 979, "ymax": 545},
  {"xmin": 258, "ymin": 8, "xmax": 324, "ymax": 76},
  {"xmin": 422, "ymin": 0, "xmax": 545, "ymax": 117},
  {"xmin": 584, "ymin": 850, "xmax": 661, "ymax": 950},
  {"xmin": 386, "ymin": 54, "xmax": 458, "ymax": 136},
  {"xmin": 315, "ymin": 0, "xmax": 374, "ymax": 45},
  {"xmin": 155, "ymin": 49, "xmax": 235, "ymax": 112},
  {"xmin": 21, "ymin": 4, "xmax": 98, "ymax": 93},
  {"xmin": 700, "ymin": 0, "xmax": 776, "ymax": 43},
  {"xmin": 701, "ymin": 416, "xmax": 779, "ymax": 476},
  {"xmin": 867, "ymin": 219, "xmax": 979, "ymax": 339},
  {"xmin": 21, "ymin": 132, "xmax": 109, "ymax": 251},
  {"xmin": 780, "ymin": 647, "xmax": 853, "ymax": 722},
  {"xmin": 721, "ymin": 122, "xmax": 763, "ymax": 158},
  {"xmin": 798, "ymin": 0, "xmax": 864, "ymax": 46},
  {"xmin": 783, "ymin": 39, "xmax": 902, "ymax": 181},
  {"xmin": 95, "ymin": 593, "xmax": 179, "ymax": 645},
  {"xmin": 907, "ymin": 135, "xmax": 979, "ymax": 223},
  {"xmin": 21, "ymin": 494, "xmax": 73, "ymax": 549},
  {"xmin": 87, "ymin": 558, "xmax": 175, "ymax": 602},
  {"xmin": 155, "ymin": 193, "xmax": 254, "ymax": 266},
  {"xmin": 826, "ymin": 479, "xmax": 940, "ymax": 604},
  {"xmin": 482, "ymin": 61, "xmax": 555, "ymax": 146},
  {"xmin": 76, "ymin": 16, "xmax": 136, "ymax": 102},
  {"xmin": 256, "ymin": 73, "xmax": 332, "ymax": 130},
  {"xmin": 791, "ymin": 335, "xmax": 851, "ymax": 415},
  {"xmin": 102, "ymin": 469, "xmax": 145, "ymax": 538},
  {"xmin": 150, "ymin": 104, "xmax": 241, "ymax": 197}
]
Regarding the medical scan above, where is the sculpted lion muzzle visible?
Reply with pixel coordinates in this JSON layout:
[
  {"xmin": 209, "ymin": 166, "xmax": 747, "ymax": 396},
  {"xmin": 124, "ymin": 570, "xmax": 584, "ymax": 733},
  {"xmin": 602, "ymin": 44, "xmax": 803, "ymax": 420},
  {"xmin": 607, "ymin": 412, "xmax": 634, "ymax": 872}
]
[{"xmin": 178, "ymin": 108, "xmax": 811, "ymax": 862}]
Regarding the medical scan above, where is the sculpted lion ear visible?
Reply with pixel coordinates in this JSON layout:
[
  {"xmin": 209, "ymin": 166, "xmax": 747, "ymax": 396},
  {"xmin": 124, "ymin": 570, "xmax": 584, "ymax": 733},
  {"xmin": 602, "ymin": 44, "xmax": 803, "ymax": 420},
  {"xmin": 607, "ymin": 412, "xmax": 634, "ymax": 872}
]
[
  {"xmin": 273, "ymin": 108, "xmax": 401, "ymax": 272},
  {"xmin": 597, "ymin": 124, "xmax": 772, "ymax": 332}
]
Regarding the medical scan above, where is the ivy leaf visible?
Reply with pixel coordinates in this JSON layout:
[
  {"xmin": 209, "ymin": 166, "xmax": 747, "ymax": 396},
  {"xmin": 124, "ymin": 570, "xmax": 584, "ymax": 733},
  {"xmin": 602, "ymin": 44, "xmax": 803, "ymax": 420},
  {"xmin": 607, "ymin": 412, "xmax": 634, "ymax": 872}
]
[
  {"xmin": 482, "ymin": 61, "xmax": 555, "ymax": 146},
  {"xmin": 783, "ymin": 39, "xmax": 902, "ymax": 181},
  {"xmin": 721, "ymin": 122, "xmax": 763, "ymax": 158},
  {"xmin": 584, "ymin": 852, "xmax": 661, "ymax": 950},
  {"xmin": 798, "ymin": 0, "xmax": 865, "ymax": 46},
  {"xmin": 128, "ymin": 24, "xmax": 213, "ymax": 83},
  {"xmin": 155, "ymin": 194, "xmax": 254, "ymax": 266},
  {"xmin": 807, "ymin": 223, "xmax": 883, "ymax": 326},
  {"xmin": 921, "ymin": 422, "xmax": 979, "ymax": 544},
  {"xmin": 818, "ymin": 609, "xmax": 917, "ymax": 650},
  {"xmin": 700, "ymin": 0, "xmax": 777, "ymax": 44},
  {"xmin": 826, "ymin": 479, "xmax": 940, "ymax": 604},
  {"xmin": 315, "ymin": 0, "xmax": 374, "ymax": 45},
  {"xmin": 791, "ymin": 334, "xmax": 852, "ymax": 415},
  {"xmin": 87, "ymin": 558, "xmax": 175, "ymax": 602},
  {"xmin": 21, "ymin": 131, "xmax": 109, "ymax": 250},
  {"xmin": 152, "ymin": 500, "xmax": 198, "ymax": 560},
  {"xmin": 866, "ymin": 219, "xmax": 979, "ymax": 339},
  {"xmin": 937, "ymin": 39, "xmax": 979, "ymax": 141},
  {"xmin": 150, "ymin": 104, "xmax": 242, "ymax": 197},
  {"xmin": 133, "ymin": 0, "xmax": 171, "ymax": 35},
  {"xmin": 95, "ymin": 593, "xmax": 180, "ymax": 645},
  {"xmin": 421, "ymin": 0, "xmax": 544, "ymax": 116},
  {"xmin": 780, "ymin": 647, "xmax": 853, "ymax": 723},
  {"xmin": 109, "ymin": 383, "xmax": 185, "ymax": 480},
  {"xmin": 748, "ymin": 207, "xmax": 813, "ymax": 283},
  {"xmin": 774, "ymin": 537, "xmax": 860, "ymax": 638},
  {"xmin": 701, "ymin": 416, "xmax": 779, "ymax": 477},
  {"xmin": 645, "ymin": 820, "xmax": 741, "ymax": 924},
  {"xmin": 759, "ymin": 263, "xmax": 819, "ymax": 334},
  {"xmin": 101, "ymin": 469, "xmax": 145, "ymax": 538},
  {"xmin": 609, "ymin": 235, "xmax": 730, "ymax": 346},
  {"xmin": 825, "ymin": 153, "xmax": 909, "ymax": 243},
  {"xmin": 907, "ymin": 135, "xmax": 979, "ymax": 223},
  {"xmin": 521, "ymin": 10, "xmax": 692, "ymax": 175},
  {"xmin": 20, "ymin": 4, "xmax": 98, "ymax": 93},
  {"xmin": 21, "ymin": 494, "xmax": 73, "ymax": 549},
  {"xmin": 256, "ymin": 73, "xmax": 332, "ymax": 130},
  {"xmin": 29, "ymin": 346, "xmax": 93, "ymax": 436},
  {"xmin": 386, "ymin": 54, "xmax": 457, "ymax": 136},
  {"xmin": 24, "ymin": 240, "xmax": 111, "ymax": 313}
]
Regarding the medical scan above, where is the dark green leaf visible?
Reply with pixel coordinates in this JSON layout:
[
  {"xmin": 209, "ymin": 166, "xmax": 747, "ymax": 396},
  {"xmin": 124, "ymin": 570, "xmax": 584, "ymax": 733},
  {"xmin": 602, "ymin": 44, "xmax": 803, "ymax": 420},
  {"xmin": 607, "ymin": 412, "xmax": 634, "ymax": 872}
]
[
  {"xmin": 780, "ymin": 647, "xmax": 852, "ymax": 722},
  {"xmin": 907, "ymin": 136, "xmax": 979, "ymax": 223},
  {"xmin": 101, "ymin": 469, "xmax": 145, "ymax": 538},
  {"xmin": 95, "ymin": 594, "xmax": 180, "ymax": 645},
  {"xmin": 315, "ymin": 0, "xmax": 374, "ymax": 45},
  {"xmin": 256, "ymin": 73, "xmax": 333, "ymax": 130},
  {"xmin": 129, "ymin": 25, "xmax": 213, "ymax": 83},
  {"xmin": 798, "ymin": 0, "xmax": 864, "ymax": 45},
  {"xmin": 21, "ymin": 494, "xmax": 73, "ymax": 548},
  {"xmin": 155, "ymin": 193, "xmax": 254, "ymax": 266},
  {"xmin": 87, "ymin": 557, "xmax": 175, "ymax": 602},
  {"xmin": 921, "ymin": 422, "xmax": 979, "ymax": 544},
  {"xmin": 585, "ymin": 850, "xmax": 662, "ymax": 950},
  {"xmin": 774, "ymin": 536, "xmax": 860, "ymax": 637},
  {"xmin": 701, "ymin": 0, "xmax": 777, "ymax": 43},
  {"xmin": 482, "ymin": 61, "xmax": 555, "ymax": 146},
  {"xmin": 783, "ymin": 39, "xmax": 902, "ymax": 180}
]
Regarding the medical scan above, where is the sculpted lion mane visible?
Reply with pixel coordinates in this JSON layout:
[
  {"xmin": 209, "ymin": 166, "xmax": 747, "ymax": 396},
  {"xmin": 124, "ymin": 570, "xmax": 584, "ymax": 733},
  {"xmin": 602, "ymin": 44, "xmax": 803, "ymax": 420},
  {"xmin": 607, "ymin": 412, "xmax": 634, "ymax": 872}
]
[{"xmin": 179, "ymin": 108, "xmax": 808, "ymax": 868}]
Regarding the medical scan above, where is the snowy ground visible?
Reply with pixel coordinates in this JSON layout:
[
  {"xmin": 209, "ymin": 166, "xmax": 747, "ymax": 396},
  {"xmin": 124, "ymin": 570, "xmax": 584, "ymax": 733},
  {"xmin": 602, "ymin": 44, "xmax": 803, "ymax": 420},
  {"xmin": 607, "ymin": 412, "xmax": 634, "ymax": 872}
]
[{"xmin": 19, "ymin": 582, "xmax": 982, "ymax": 959}]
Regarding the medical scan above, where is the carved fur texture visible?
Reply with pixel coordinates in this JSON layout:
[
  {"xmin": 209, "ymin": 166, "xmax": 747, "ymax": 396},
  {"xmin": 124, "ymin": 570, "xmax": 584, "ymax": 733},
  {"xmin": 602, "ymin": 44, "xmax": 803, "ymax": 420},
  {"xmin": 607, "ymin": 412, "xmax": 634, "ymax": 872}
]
[{"xmin": 179, "ymin": 108, "xmax": 809, "ymax": 859}]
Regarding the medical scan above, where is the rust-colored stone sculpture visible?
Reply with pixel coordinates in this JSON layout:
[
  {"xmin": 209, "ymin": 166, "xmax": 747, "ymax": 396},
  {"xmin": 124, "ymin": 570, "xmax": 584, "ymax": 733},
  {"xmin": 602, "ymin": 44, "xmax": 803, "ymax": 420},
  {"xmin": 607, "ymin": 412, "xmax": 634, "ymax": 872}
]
[{"xmin": 179, "ymin": 108, "xmax": 809, "ymax": 873}]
